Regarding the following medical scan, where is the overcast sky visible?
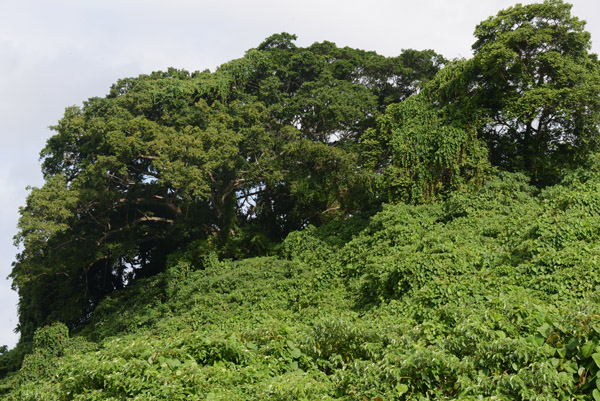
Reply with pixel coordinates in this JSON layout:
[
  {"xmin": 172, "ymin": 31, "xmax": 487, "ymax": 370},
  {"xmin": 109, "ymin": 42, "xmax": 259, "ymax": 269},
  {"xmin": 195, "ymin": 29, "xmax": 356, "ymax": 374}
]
[{"xmin": 1, "ymin": 0, "xmax": 599, "ymax": 349}]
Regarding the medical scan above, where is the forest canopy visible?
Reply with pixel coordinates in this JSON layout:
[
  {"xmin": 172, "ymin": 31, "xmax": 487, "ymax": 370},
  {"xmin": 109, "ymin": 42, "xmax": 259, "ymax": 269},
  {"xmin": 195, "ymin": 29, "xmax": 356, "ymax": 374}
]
[
  {"xmin": 10, "ymin": 33, "xmax": 448, "ymax": 341},
  {"xmin": 4, "ymin": 3, "xmax": 600, "ymax": 397}
]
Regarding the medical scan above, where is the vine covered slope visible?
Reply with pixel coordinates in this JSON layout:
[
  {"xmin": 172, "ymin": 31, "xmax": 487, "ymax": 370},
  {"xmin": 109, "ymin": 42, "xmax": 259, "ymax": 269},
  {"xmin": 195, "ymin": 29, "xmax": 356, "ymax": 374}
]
[{"xmin": 3, "ymin": 170, "xmax": 600, "ymax": 399}]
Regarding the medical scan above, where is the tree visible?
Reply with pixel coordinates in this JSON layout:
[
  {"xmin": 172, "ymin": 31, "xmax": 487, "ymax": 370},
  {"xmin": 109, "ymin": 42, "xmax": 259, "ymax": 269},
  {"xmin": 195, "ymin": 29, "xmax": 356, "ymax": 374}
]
[
  {"xmin": 12, "ymin": 70, "xmax": 254, "ymax": 338},
  {"xmin": 11, "ymin": 36, "xmax": 445, "ymax": 341},
  {"xmin": 361, "ymin": 64, "xmax": 489, "ymax": 204},
  {"xmin": 469, "ymin": 0, "xmax": 600, "ymax": 184}
]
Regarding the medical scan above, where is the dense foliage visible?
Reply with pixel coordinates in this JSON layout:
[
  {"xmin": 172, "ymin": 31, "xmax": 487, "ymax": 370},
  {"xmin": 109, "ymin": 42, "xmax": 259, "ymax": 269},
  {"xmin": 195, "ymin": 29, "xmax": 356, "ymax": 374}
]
[
  {"xmin": 471, "ymin": 0, "xmax": 600, "ymax": 184},
  {"xmin": 10, "ymin": 35, "xmax": 444, "ymax": 341},
  {"xmin": 3, "ymin": 169, "xmax": 600, "ymax": 399},
  {"xmin": 2, "ymin": 0, "xmax": 600, "ymax": 399}
]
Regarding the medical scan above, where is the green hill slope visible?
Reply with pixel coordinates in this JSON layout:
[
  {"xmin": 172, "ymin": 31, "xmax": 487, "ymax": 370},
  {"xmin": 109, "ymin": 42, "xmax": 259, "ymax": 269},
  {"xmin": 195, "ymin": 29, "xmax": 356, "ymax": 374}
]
[{"xmin": 3, "ymin": 170, "xmax": 600, "ymax": 400}]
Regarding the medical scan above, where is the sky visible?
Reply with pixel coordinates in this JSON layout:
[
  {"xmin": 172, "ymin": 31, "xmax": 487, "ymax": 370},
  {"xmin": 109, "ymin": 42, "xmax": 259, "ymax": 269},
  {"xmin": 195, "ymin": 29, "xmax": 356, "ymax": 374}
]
[{"xmin": 0, "ymin": 0, "xmax": 599, "ymax": 349}]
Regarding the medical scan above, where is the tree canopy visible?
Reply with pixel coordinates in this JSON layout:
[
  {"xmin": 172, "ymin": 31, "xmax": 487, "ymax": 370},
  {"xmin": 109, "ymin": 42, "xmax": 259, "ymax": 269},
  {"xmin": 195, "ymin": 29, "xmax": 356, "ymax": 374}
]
[
  {"xmin": 10, "ymin": 36, "xmax": 444, "ymax": 341},
  {"xmin": 468, "ymin": 0, "xmax": 600, "ymax": 184}
]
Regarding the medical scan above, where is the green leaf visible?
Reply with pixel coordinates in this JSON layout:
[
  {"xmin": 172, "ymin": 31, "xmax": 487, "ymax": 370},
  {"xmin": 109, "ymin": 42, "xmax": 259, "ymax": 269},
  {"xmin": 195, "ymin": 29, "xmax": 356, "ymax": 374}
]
[
  {"xmin": 566, "ymin": 337, "xmax": 579, "ymax": 354},
  {"xmin": 582, "ymin": 341, "xmax": 596, "ymax": 359},
  {"xmin": 537, "ymin": 323, "xmax": 551, "ymax": 337},
  {"xmin": 289, "ymin": 348, "xmax": 302, "ymax": 359},
  {"xmin": 531, "ymin": 335, "xmax": 545, "ymax": 347},
  {"xmin": 396, "ymin": 383, "xmax": 409, "ymax": 395},
  {"xmin": 166, "ymin": 358, "xmax": 181, "ymax": 369},
  {"xmin": 592, "ymin": 353, "xmax": 600, "ymax": 368},
  {"xmin": 593, "ymin": 389, "xmax": 600, "ymax": 401}
]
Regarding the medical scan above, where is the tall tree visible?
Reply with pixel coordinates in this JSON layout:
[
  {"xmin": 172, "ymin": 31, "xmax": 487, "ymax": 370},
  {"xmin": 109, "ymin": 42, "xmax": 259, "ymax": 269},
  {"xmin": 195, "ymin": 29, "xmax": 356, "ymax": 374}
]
[
  {"xmin": 11, "ymin": 36, "xmax": 445, "ymax": 341},
  {"xmin": 469, "ymin": 0, "xmax": 600, "ymax": 184}
]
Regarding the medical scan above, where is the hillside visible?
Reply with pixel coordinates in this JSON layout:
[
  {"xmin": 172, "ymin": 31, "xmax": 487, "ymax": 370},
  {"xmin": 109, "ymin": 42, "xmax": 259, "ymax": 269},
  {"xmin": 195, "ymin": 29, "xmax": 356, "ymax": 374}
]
[
  {"xmin": 2, "ymin": 0, "xmax": 600, "ymax": 399},
  {"xmin": 2, "ymin": 170, "xmax": 600, "ymax": 399}
]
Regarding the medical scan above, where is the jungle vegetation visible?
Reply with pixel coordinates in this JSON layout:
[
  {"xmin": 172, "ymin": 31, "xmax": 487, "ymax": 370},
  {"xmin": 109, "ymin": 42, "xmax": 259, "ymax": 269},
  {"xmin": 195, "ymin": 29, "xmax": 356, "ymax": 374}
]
[{"xmin": 2, "ymin": 0, "xmax": 600, "ymax": 399}]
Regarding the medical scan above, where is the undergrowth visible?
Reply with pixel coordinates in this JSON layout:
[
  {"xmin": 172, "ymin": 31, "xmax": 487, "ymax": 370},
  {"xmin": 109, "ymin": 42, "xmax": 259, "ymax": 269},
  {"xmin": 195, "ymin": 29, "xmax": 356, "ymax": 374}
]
[{"xmin": 2, "ymin": 171, "xmax": 600, "ymax": 400}]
